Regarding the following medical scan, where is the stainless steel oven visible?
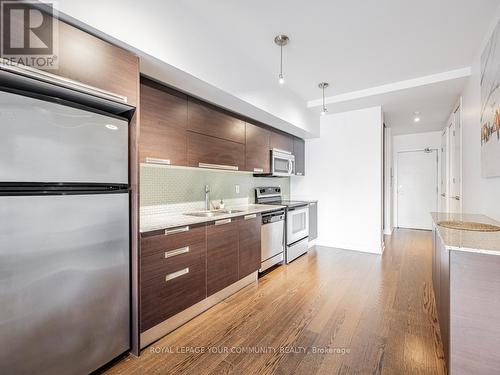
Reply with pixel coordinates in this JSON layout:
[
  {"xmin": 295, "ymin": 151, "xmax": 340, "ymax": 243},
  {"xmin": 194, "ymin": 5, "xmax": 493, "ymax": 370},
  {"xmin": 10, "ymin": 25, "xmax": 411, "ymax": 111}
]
[
  {"xmin": 286, "ymin": 204, "xmax": 309, "ymax": 245},
  {"xmin": 271, "ymin": 149, "xmax": 295, "ymax": 177}
]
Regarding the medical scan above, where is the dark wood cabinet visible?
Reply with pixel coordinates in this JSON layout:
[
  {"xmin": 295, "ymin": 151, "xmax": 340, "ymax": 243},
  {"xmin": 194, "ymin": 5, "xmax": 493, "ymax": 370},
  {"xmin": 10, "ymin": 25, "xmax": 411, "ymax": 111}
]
[
  {"xmin": 187, "ymin": 131, "xmax": 245, "ymax": 170},
  {"xmin": 293, "ymin": 137, "xmax": 305, "ymax": 176},
  {"xmin": 238, "ymin": 214, "xmax": 261, "ymax": 278},
  {"xmin": 43, "ymin": 20, "xmax": 139, "ymax": 106},
  {"xmin": 270, "ymin": 131, "xmax": 294, "ymax": 153},
  {"xmin": 140, "ymin": 224, "xmax": 207, "ymax": 332},
  {"xmin": 207, "ymin": 219, "xmax": 239, "ymax": 296},
  {"xmin": 188, "ymin": 99, "xmax": 245, "ymax": 144},
  {"xmin": 139, "ymin": 80, "xmax": 188, "ymax": 166},
  {"xmin": 245, "ymin": 123, "xmax": 270, "ymax": 173}
]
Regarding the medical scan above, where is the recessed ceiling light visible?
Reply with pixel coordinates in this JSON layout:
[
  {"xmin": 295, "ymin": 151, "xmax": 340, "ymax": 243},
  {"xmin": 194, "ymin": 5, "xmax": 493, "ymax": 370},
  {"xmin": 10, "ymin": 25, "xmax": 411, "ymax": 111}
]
[{"xmin": 105, "ymin": 124, "xmax": 118, "ymax": 130}]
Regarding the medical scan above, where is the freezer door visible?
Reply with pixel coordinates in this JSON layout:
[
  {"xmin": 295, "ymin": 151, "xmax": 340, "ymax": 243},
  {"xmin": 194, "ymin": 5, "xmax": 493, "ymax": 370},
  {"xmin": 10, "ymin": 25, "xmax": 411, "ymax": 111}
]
[
  {"xmin": 0, "ymin": 194, "xmax": 130, "ymax": 375},
  {"xmin": 0, "ymin": 90, "xmax": 128, "ymax": 183}
]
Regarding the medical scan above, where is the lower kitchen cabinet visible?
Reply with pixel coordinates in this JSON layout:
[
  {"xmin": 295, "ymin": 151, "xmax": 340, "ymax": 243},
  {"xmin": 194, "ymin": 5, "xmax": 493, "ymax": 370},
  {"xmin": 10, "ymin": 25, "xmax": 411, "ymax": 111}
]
[
  {"xmin": 238, "ymin": 214, "xmax": 261, "ymax": 278},
  {"xmin": 140, "ymin": 224, "xmax": 207, "ymax": 332},
  {"xmin": 207, "ymin": 219, "xmax": 240, "ymax": 296}
]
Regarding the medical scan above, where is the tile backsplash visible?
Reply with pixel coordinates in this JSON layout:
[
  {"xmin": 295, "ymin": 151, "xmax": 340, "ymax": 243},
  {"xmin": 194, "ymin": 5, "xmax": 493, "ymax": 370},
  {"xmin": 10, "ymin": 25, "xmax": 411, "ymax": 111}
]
[{"xmin": 140, "ymin": 165, "xmax": 289, "ymax": 214}]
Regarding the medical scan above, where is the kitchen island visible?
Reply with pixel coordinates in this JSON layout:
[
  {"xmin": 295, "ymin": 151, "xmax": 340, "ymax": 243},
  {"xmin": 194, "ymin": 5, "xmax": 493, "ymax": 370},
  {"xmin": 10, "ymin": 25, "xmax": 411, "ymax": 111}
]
[{"xmin": 431, "ymin": 212, "xmax": 500, "ymax": 375}]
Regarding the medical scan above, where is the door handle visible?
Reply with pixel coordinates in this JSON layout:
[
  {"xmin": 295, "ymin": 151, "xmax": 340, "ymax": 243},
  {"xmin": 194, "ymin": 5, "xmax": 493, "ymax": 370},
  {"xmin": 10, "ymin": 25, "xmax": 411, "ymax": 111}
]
[
  {"xmin": 453, "ymin": 195, "xmax": 460, "ymax": 201},
  {"xmin": 440, "ymin": 193, "xmax": 446, "ymax": 197}
]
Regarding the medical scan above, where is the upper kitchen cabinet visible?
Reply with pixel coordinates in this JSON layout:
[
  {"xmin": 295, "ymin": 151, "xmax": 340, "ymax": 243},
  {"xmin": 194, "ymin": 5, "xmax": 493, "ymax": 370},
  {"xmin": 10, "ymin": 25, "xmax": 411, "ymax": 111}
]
[
  {"xmin": 187, "ymin": 99, "xmax": 246, "ymax": 144},
  {"xmin": 139, "ymin": 80, "xmax": 188, "ymax": 166},
  {"xmin": 187, "ymin": 132, "xmax": 245, "ymax": 170},
  {"xmin": 245, "ymin": 122, "xmax": 270, "ymax": 173},
  {"xmin": 270, "ymin": 131, "xmax": 294, "ymax": 154},
  {"xmin": 43, "ymin": 20, "xmax": 139, "ymax": 106},
  {"xmin": 293, "ymin": 137, "xmax": 305, "ymax": 176}
]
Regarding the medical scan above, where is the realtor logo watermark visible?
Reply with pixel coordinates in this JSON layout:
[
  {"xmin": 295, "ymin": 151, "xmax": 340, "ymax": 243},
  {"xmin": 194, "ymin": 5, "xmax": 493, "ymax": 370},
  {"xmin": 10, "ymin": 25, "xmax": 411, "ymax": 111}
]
[{"xmin": 0, "ymin": 0, "xmax": 58, "ymax": 69}]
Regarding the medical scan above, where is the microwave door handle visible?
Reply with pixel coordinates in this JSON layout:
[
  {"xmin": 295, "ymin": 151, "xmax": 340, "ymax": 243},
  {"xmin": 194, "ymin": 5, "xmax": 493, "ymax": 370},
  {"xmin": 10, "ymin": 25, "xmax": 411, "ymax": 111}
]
[{"xmin": 288, "ymin": 160, "xmax": 294, "ymax": 175}]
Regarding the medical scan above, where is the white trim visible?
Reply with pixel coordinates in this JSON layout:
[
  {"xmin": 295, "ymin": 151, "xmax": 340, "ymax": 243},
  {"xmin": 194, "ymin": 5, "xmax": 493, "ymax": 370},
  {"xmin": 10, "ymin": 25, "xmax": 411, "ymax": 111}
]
[{"xmin": 307, "ymin": 67, "xmax": 472, "ymax": 108}]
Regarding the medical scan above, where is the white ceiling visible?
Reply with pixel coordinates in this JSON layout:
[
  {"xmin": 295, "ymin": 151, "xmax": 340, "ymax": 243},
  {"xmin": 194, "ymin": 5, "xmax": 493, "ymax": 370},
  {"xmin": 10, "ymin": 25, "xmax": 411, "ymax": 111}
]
[{"xmin": 58, "ymin": 0, "xmax": 500, "ymax": 136}]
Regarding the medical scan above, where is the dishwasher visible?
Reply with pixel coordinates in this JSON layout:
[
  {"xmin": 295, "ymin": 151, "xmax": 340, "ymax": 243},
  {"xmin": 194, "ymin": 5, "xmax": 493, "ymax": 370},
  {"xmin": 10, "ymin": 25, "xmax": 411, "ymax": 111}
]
[{"xmin": 260, "ymin": 209, "xmax": 285, "ymax": 272}]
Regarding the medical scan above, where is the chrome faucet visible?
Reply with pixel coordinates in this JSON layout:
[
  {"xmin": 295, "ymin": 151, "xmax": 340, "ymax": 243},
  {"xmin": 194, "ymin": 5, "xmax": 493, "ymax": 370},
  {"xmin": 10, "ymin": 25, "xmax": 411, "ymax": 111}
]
[{"xmin": 204, "ymin": 185, "xmax": 210, "ymax": 210}]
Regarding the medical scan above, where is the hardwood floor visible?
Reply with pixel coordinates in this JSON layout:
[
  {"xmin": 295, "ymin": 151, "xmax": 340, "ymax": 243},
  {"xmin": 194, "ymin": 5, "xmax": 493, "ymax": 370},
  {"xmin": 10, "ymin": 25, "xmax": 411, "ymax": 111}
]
[{"xmin": 105, "ymin": 229, "xmax": 446, "ymax": 375}]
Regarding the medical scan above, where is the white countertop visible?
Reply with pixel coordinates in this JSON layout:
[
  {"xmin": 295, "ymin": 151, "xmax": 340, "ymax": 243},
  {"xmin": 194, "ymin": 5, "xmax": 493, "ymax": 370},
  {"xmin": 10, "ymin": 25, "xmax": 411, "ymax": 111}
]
[
  {"xmin": 141, "ymin": 204, "xmax": 285, "ymax": 233},
  {"xmin": 431, "ymin": 212, "xmax": 500, "ymax": 256}
]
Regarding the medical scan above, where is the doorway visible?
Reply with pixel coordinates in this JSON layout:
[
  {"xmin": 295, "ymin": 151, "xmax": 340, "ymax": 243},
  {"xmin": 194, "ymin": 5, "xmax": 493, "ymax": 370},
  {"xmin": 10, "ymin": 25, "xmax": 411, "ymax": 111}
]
[{"xmin": 396, "ymin": 149, "xmax": 438, "ymax": 230}]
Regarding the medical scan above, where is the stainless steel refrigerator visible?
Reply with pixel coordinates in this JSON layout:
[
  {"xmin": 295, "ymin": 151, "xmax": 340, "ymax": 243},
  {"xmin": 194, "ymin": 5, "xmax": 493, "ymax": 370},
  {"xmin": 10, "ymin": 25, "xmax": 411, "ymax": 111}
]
[{"xmin": 0, "ymin": 85, "xmax": 131, "ymax": 374}]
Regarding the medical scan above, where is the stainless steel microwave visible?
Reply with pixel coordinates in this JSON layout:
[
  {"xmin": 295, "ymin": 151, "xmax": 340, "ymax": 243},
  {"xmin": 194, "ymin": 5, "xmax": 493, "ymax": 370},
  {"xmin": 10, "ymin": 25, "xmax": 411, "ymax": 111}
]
[{"xmin": 271, "ymin": 149, "xmax": 295, "ymax": 177}]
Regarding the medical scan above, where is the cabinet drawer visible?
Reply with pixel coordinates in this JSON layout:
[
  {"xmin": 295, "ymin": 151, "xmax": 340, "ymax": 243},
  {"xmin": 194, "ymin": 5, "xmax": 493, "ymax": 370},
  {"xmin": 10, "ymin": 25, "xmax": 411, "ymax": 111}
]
[
  {"xmin": 141, "ymin": 241, "xmax": 206, "ymax": 283},
  {"xmin": 141, "ymin": 224, "xmax": 206, "ymax": 256},
  {"xmin": 141, "ymin": 257, "xmax": 206, "ymax": 332}
]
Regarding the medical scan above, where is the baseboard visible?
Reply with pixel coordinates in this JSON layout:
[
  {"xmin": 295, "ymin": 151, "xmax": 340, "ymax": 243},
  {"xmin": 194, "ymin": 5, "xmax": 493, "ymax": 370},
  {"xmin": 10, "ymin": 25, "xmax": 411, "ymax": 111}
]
[
  {"xmin": 308, "ymin": 239, "xmax": 316, "ymax": 249},
  {"xmin": 140, "ymin": 272, "xmax": 258, "ymax": 349},
  {"xmin": 316, "ymin": 240, "xmax": 383, "ymax": 255}
]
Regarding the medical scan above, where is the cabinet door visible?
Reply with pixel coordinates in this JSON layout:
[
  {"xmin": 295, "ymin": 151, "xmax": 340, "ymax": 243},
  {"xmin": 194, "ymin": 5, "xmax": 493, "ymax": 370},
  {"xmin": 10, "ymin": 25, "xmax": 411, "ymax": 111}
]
[
  {"xmin": 45, "ymin": 21, "xmax": 139, "ymax": 106},
  {"xmin": 207, "ymin": 219, "xmax": 239, "ymax": 296},
  {"xmin": 270, "ymin": 131, "xmax": 294, "ymax": 153},
  {"xmin": 187, "ymin": 131, "xmax": 245, "ymax": 170},
  {"xmin": 188, "ymin": 99, "xmax": 245, "ymax": 144},
  {"xmin": 139, "ymin": 81, "xmax": 188, "ymax": 166},
  {"xmin": 245, "ymin": 123, "xmax": 270, "ymax": 173},
  {"xmin": 238, "ymin": 214, "xmax": 261, "ymax": 278},
  {"xmin": 293, "ymin": 137, "xmax": 305, "ymax": 176}
]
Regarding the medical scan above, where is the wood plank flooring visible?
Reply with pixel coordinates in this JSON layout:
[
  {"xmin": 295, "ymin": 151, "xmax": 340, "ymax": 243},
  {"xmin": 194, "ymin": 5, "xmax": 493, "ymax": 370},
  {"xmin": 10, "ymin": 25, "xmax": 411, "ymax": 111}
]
[{"xmin": 104, "ymin": 229, "xmax": 446, "ymax": 375}]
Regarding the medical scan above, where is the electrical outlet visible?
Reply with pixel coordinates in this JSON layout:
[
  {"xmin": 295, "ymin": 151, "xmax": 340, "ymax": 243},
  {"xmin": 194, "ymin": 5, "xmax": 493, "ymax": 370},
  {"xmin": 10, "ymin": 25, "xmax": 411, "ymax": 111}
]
[{"xmin": 235, "ymin": 185, "xmax": 240, "ymax": 194}]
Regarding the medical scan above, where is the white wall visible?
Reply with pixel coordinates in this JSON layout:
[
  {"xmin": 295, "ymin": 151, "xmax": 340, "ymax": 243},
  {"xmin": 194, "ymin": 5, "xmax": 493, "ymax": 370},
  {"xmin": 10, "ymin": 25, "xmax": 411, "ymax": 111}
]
[
  {"xmin": 392, "ymin": 131, "xmax": 442, "ymax": 227},
  {"xmin": 461, "ymin": 6, "xmax": 500, "ymax": 221},
  {"xmin": 291, "ymin": 106, "xmax": 384, "ymax": 254},
  {"xmin": 384, "ymin": 127, "xmax": 393, "ymax": 235}
]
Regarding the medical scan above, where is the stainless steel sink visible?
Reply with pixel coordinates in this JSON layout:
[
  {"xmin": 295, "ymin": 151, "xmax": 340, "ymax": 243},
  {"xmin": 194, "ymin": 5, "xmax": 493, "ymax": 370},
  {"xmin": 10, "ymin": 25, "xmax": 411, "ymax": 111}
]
[
  {"xmin": 183, "ymin": 209, "xmax": 245, "ymax": 217},
  {"xmin": 437, "ymin": 220, "xmax": 500, "ymax": 232}
]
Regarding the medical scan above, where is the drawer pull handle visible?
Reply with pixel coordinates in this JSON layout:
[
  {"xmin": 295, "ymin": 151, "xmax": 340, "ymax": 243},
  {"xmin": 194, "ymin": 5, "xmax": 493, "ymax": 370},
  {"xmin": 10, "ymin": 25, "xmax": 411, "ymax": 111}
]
[
  {"xmin": 215, "ymin": 218, "xmax": 231, "ymax": 226},
  {"xmin": 253, "ymin": 168, "xmax": 264, "ymax": 173},
  {"xmin": 164, "ymin": 226, "xmax": 189, "ymax": 235},
  {"xmin": 145, "ymin": 157, "xmax": 171, "ymax": 165},
  {"xmin": 165, "ymin": 267, "xmax": 189, "ymax": 282},
  {"xmin": 244, "ymin": 214, "xmax": 257, "ymax": 220},
  {"xmin": 199, "ymin": 162, "xmax": 238, "ymax": 171},
  {"xmin": 165, "ymin": 246, "xmax": 190, "ymax": 258}
]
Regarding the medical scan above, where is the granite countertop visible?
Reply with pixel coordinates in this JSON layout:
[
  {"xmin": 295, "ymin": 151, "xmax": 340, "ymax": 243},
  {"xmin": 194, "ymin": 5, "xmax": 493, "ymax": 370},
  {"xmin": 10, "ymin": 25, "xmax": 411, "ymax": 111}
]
[
  {"xmin": 141, "ymin": 204, "xmax": 285, "ymax": 233},
  {"xmin": 431, "ymin": 212, "xmax": 500, "ymax": 256}
]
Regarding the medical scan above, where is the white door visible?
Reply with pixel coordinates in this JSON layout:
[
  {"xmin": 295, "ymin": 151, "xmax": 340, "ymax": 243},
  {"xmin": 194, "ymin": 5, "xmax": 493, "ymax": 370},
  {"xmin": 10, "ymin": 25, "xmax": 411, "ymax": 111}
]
[{"xmin": 397, "ymin": 150, "xmax": 438, "ymax": 230}]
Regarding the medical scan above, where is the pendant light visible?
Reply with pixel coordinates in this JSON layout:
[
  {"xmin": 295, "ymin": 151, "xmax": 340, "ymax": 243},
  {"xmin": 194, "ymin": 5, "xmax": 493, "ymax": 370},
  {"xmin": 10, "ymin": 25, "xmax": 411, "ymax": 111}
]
[
  {"xmin": 318, "ymin": 82, "xmax": 329, "ymax": 115},
  {"xmin": 274, "ymin": 34, "xmax": 289, "ymax": 84}
]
